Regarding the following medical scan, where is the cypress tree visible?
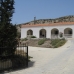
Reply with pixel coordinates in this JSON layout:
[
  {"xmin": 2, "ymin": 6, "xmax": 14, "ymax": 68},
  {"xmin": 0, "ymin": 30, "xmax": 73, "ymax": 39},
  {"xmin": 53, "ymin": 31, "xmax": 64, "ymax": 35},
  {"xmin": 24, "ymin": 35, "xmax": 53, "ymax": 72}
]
[{"xmin": 0, "ymin": 0, "xmax": 18, "ymax": 56}]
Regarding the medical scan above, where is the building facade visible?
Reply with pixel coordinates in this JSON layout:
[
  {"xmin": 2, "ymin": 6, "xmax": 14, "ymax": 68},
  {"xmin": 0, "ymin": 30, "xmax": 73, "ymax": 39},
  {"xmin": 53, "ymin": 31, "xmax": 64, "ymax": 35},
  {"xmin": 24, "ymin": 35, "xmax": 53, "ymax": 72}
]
[{"xmin": 21, "ymin": 22, "xmax": 74, "ymax": 39}]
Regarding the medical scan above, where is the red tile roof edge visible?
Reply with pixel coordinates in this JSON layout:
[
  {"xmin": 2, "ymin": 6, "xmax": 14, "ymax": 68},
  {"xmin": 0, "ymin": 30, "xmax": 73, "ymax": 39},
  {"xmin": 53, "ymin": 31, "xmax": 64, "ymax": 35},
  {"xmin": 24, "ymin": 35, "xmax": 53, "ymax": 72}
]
[{"xmin": 21, "ymin": 22, "xmax": 74, "ymax": 28}]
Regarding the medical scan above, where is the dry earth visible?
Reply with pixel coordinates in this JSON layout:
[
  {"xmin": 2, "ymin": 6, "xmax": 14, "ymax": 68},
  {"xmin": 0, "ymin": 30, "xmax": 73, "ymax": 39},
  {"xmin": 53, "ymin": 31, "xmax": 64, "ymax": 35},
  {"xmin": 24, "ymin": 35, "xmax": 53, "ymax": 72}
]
[{"xmin": 21, "ymin": 39, "xmax": 53, "ymax": 48}]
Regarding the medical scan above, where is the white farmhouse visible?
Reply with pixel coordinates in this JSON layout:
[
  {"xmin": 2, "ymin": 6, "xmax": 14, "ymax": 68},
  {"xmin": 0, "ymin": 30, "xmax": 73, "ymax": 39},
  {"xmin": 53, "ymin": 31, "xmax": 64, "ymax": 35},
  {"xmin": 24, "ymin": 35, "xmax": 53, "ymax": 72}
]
[{"xmin": 21, "ymin": 22, "xmax": 74, "ymax": 39}]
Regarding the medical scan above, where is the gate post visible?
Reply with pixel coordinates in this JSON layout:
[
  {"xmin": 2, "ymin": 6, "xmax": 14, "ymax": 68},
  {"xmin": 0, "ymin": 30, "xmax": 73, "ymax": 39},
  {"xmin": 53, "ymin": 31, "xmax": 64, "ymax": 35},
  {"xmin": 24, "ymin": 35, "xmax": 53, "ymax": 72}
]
[{"xmin": 25, "ymin": 45, "xmax": 28, "ymax": 67}]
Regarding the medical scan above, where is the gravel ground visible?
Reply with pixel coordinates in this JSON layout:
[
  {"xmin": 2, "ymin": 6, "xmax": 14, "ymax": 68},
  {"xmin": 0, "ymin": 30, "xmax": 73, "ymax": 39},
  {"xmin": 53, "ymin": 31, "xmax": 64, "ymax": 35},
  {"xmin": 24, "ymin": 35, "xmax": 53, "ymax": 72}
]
[{"xmin": 3, "ymin": 39, "xmax": 74, "ymax": 74}]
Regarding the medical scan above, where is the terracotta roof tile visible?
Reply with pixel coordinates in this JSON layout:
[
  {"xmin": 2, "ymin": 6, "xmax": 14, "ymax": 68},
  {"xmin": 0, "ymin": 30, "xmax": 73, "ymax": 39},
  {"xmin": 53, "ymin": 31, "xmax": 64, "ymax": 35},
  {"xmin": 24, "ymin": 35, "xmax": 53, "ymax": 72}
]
[{"xmin": 21, "ymin": 22, "xmax": 74, "ymax": 28}]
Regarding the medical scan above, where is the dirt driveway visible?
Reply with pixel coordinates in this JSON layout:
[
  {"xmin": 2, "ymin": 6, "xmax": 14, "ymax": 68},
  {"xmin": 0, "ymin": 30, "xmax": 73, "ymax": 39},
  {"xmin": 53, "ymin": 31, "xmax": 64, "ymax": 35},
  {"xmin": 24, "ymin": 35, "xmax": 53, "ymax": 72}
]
[{"xmin": 4, "ymin": 39, "xmax": 74, "ymax": 74}]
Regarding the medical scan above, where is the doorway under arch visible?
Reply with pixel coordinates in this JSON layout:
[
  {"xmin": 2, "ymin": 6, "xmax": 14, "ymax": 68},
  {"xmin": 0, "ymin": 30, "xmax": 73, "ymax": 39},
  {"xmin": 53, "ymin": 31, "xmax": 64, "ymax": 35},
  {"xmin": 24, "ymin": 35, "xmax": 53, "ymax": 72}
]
[
  {"xmin": 39, "ymin": 29, "xmax": 46, "ymax": 38},
  {"xmin": 64, "ymin": 28, "xmax": 72, "ymax": 38},
  {"xmin": 51, "ymin": 28, "xmax": 59, "ymax": 39},
  {"xmin": 27, "ymin": 29, "xmax": 33, "ymax": 37}
]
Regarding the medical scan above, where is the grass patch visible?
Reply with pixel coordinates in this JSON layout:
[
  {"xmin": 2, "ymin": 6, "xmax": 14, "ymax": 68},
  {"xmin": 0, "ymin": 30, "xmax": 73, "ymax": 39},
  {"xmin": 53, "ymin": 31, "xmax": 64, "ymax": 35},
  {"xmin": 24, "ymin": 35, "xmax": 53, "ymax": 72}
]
[
  {"xmin": 51, "ymin": 39, "xmax": 66, "ymax": 48},
  {"xmin": 51, "ymin": 39, "xmax": 61, "ymax": 46},
  {"xmin": 38, "ymin": 39, "xmax": 46, "ymax": 45}
]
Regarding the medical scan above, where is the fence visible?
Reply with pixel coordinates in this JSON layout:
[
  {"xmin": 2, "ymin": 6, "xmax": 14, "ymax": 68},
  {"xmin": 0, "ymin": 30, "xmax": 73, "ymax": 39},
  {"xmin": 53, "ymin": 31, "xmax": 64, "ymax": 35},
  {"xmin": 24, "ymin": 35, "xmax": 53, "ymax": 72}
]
[{"xmin": 0, "ymin": 43, "xmax": 28, "ymax": 72}]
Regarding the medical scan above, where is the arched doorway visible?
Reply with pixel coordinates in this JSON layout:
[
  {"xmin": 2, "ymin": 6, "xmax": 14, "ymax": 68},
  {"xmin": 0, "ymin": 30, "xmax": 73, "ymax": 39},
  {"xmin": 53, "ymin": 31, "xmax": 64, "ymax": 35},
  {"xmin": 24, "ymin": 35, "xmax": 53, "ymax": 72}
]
[
  {"xmin": 51, "ymin": 28, "xmax": 59, "ymax": 39},
  {"xmin": 27, "ymin": 29, "xmax": 33, "ymax": 37},
  {"xmin": 64, "ymin": 28, "xmax": 72, "ymax": 38},
  {"xmin": 39, "ymin": 29, "xmax": 46, "ymax": 38}
]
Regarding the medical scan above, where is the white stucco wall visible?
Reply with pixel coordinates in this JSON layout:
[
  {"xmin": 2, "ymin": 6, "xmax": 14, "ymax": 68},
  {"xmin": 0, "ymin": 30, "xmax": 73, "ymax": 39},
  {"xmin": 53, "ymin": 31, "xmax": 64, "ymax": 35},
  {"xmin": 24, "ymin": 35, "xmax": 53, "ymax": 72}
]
[{"xmin": 21, "ymin": 24, "xmax": 74, "ymax": 39}]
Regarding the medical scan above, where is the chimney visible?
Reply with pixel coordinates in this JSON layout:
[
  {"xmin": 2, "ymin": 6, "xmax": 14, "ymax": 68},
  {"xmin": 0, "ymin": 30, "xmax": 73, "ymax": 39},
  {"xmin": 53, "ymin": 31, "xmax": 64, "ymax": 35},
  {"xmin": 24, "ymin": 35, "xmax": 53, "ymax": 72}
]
[{"xmin": 34, "ymin": 17, "xmax": 36, "ymax": 24}]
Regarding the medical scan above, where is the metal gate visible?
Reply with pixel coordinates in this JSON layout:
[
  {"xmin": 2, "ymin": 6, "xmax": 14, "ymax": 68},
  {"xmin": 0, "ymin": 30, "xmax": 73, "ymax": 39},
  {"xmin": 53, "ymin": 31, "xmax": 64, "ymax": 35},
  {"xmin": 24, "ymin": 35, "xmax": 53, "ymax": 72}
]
[{"xmin": 0, "ymin": 43, "xmax": 28, "ymax": 72}]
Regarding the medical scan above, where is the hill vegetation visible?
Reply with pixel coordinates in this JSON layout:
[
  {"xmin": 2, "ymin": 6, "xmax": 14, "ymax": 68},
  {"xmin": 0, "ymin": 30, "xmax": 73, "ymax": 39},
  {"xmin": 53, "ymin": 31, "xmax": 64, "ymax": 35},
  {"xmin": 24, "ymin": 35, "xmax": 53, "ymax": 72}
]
[{"xmin": 21, "ymin": 15, "xmax": 74, "ymax": 25}]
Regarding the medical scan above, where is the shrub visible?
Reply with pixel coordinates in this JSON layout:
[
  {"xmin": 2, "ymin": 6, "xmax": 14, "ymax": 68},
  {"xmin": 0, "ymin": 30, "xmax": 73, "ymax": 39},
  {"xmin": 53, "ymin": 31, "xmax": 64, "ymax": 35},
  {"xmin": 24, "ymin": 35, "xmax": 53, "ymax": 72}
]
[
  {"xmin": 21, "ymin": 38, "xmax": 28, "ymax": 41},
  {"xmin": 17, "ymin": 31, "xmax": 21, "ymax": 39},
  {"xmin": 38, "ymin": 39, "xmax": 46, "ymax": 45},
  {"xmin": 30, "ymin": 36, "xmax": 36, "ymax": 38},
  {"xmin": 54, "ymin": 40, "xmax": 66, "ymax": 48},
  {"xmin": 51, "ymin": 39, "xmax": 61, "ymax": 46},
  {"xmin": 51, "ymin": 39, "xmax": 66, "ymax": 48}
]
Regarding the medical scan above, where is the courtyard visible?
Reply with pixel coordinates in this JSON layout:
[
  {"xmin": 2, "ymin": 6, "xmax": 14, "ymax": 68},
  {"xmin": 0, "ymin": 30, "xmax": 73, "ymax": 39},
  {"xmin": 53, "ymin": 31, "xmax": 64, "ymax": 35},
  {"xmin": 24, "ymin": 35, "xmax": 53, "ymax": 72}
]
[{"xmin": 4, "ymin": 39, "xmax": 74, "ymax": 74}]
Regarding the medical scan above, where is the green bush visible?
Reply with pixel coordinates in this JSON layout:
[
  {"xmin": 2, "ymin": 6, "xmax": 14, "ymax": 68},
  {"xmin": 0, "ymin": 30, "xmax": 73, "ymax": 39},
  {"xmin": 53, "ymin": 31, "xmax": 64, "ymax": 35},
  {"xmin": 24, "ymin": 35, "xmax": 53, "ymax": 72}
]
[
  {"xmin": 38, "ymin": 39, "xmax": 46, "ymax": 45},
  {"xmin": 54, "ymin": 40, "xmax": 66, "ymax": 48},
  {"xmin": 51, "ymin": 39, "xmax": 61, "ymax": 46},
  {"xmin": 51, "ymin": 39, "xmax": 66, "ymax": 48},
  {"xmin": 30, "ymin": 36, "xmax": 36, "ymax": 38},
  {"xmin": 21, "ymin": 38, "xmax": 28, "ymax": 41}
]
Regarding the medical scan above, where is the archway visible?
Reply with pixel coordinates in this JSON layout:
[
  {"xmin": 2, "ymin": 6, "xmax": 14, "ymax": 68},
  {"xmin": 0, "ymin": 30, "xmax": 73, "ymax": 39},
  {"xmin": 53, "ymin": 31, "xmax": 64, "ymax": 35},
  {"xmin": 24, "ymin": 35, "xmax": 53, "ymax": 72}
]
[
  {"xmin": 27, "ymin": 29, "xmax": 33, "ymax": 35},
  {"xmin": 39, "ymin": 29, "xmax": 46, "ymax": 38},
  {"xmin": 64, "ymin": 28, "xmax": 72, "ymax": 38},
  {"xmin": 51, "ymin": 28, "xmax": 59, "ymax": 39}
]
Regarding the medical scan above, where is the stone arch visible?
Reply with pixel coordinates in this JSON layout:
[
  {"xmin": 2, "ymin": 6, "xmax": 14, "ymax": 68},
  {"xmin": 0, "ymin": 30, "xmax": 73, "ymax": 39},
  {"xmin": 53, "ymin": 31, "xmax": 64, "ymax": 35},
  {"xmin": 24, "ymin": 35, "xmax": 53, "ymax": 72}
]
[
  {"xmin": 64, "ymin": 28, "xmax": 72, "ymax": 38},
  {"xmin": 27, "ymin": 29, "xmax": 33, "ymax": 35},
  {"xmin": 39, "ymin": 29, "xmax": 46, "ymax": 38},
  {"xmin": 51, "ymin": 28, "xmax": 59, "ymax": 39}
]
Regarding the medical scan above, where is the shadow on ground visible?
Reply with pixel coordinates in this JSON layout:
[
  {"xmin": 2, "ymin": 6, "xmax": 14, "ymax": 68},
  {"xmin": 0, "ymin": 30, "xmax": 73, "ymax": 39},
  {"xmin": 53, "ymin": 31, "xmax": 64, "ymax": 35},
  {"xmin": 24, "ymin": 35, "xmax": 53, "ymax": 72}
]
[
  {"xmin": 0, "ymin": 61, "xmax": 35, "ymax": 74},
  {"xmin": 0, "ymin": 73, "xmax": 4, "ymax": 74},
  {"xmin": 28, "ymin": 61, "xmax": 35, "ymax": 67}
]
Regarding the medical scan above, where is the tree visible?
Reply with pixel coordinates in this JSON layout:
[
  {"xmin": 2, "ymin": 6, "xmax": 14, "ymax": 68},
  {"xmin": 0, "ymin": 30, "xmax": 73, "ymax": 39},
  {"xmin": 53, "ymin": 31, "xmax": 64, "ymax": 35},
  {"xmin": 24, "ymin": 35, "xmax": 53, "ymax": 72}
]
[
  {"xmin": 16, "ymin": 24, "xmax": 21, "ymax": 39},
  {"xmin": 0, "ymin": 0, "xmax": 18, "ymax": 56}
]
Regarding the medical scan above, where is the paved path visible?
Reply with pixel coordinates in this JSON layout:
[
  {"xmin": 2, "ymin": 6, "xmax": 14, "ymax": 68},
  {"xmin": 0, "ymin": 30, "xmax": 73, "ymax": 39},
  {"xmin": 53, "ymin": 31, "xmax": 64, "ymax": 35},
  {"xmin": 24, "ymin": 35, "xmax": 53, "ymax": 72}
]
[{"xmin": 3, "ymin": 39, "xmax": 74, "ymax": 74}]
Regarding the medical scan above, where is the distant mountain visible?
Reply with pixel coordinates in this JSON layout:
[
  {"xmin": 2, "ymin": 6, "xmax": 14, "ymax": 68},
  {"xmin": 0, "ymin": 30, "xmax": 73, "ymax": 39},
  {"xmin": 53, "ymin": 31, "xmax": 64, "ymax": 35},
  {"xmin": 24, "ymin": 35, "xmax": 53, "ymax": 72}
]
[{"xmin": 21, "ymin": 15, "xmax": 74, "ymax": 25}]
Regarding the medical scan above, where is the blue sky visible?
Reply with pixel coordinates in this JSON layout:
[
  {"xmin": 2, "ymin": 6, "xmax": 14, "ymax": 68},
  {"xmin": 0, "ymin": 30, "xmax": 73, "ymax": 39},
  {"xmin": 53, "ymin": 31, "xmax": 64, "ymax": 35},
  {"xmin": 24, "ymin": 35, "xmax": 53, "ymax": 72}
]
[{"xmin": 12, "ymin": 0, "xmax": 74, "ymax": 24}]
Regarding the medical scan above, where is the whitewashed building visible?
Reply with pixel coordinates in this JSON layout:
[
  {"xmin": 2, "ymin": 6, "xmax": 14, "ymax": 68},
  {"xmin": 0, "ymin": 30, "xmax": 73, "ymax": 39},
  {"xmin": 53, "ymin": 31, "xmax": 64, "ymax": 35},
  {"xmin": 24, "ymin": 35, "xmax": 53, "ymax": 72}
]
[{"xmin": 21, "ymin": 22, "xmax": 74, "ymax": 39}]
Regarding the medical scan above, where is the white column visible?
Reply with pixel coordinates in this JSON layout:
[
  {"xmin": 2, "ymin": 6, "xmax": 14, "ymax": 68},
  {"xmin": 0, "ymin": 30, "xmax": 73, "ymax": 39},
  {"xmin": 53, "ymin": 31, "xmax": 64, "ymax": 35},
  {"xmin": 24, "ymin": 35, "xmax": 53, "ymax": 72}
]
[
  {"xmin": 33, "ymin": 29, "xmax": 40, "ymax": 38},
  {"xmin": 72, "ymin": 28, "xmax": 74, "ymax": 38},
  {"xmin": 21, "ymin": 28, "xmax": 27, "ymax": 38},
  {"xmin": 47, "ymin": 29, "xmax": 51, "ymax": 38}
]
